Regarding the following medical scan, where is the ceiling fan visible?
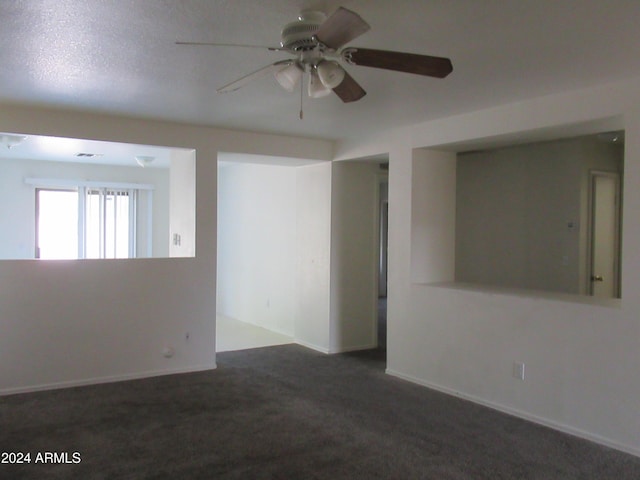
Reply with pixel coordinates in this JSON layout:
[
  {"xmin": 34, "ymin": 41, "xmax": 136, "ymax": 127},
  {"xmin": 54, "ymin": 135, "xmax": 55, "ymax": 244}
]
[{"xmin": 176, "ymin": 7, "xmax": 453, "ymax": 105}]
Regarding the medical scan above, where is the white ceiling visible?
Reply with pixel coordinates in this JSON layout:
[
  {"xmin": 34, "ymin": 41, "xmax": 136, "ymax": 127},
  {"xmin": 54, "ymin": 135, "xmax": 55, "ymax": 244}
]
[
  {"xmin": 2, "ymin": 1, "xmax": 640, "ymax": 142},
  {"xmin": 0, "ymin": 134, "xmax": 178, "ymax": 168},
  {"xmin": 0, "ymin": 133, "xmax": 320, "ymax": 168}
]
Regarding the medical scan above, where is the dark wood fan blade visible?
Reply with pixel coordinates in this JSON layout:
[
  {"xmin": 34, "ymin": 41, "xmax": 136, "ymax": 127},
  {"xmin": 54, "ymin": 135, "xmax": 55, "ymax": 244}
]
[
  {"xmin": 176, "ymin": 41, "xmax": 283, "ymax": 52},
  {"xmin": 217, "ymin": 60, "xmax": 294, "ymax": 93},
  {"xmin": 332, "ymin": 71, "xmax": 366, "ymax": 103},
  {"xmin": 343, "ymin": 48, "xmax": 453, "ymax": 78},
  {"xmin": 315, "ymin": 7, "xmax": 370, "ymax": 50}
]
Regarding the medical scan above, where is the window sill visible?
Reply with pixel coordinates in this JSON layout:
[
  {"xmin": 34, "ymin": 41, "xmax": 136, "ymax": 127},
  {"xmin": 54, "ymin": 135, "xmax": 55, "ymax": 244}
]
[{"xmin": 416, "ymin": 281, "xmax": 622, "ymax": 308}]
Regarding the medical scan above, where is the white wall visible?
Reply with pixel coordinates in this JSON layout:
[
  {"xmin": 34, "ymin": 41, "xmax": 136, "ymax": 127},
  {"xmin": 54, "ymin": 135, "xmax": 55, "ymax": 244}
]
[
  {"xmin": 169, "ymin": 149, "xmax": 196, "ymax": 258},
  {"xmin": 378, "ymin": 178, "xmax": 389, "ymax": 298},
  {"xmin": 217, "ymin": 161, "xmax": 297, "ymax": 336},
  {"xmin": 0, "ymin": 157, "xmax": 170, "ymax": 259},
  {"xmin": 329, "ymin": 161, "xmax": 380, "ymax": 352},
  {"xmin": 0, "ymin": 104, "xmax": 332, "ymax": 394},
  {"xmin": 334, "ymin": 77, "xmax": 640, "ymax": 456},
  {"xmin": 217, "ymin": 159, "xmax": 380, "ymax": 354},
  {"xmin": 295, "ymin": 162, "xmax": 332, "ymax": 352},
  {"xmin": 410, "ymin": 149, "xmax": 457, "ymax": 284}
]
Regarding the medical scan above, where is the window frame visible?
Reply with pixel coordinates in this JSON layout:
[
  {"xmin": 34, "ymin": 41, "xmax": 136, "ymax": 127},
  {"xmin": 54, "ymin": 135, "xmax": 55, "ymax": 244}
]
[{"xmin": 28, "ymin": 178, "xmax": 154, "ymax": 259}]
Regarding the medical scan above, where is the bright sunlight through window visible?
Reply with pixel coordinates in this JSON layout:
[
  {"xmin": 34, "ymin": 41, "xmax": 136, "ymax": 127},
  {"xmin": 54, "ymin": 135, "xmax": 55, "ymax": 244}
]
[
  {"xmin": 36, "ymin": 189, "xmax": 78, "ymax": 259},
  {"xmin": 36, "ymin": 187, "xmax": 138, "ymax": 260}
]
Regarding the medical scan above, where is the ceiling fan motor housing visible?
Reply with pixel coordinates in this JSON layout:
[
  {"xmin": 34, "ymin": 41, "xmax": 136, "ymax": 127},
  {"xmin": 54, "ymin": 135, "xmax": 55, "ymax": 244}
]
[
  {"xmin": 203, "ymin": 6, "xmax": 452, "ymax": 104},
  {"xmin": 280, "ymin": 11, "xmax": 326, "ymax": 51}
]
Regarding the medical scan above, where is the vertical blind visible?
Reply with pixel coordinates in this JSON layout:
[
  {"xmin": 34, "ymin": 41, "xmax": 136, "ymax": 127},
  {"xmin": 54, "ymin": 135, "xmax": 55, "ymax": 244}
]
[{"xmin": 83, "ymin": 188, "xmax": 137, "ymax": 259}]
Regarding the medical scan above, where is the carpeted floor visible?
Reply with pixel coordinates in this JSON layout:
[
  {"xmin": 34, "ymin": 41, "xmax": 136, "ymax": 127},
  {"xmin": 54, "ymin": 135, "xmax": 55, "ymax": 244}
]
[{"xmin": 2, "ymin": 344, "xmax": 639, "ymax": 479}]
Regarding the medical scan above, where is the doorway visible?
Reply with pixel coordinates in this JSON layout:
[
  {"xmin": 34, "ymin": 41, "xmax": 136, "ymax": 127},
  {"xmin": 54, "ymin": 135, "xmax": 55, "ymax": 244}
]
[
  {"xmin": 378, "ymin": 176, "xmax": 389, "ymax": 350},
  {"xmin": 588, "ymin": 171, "xmax": 621, "ymax": 298},
  {"xmin": 216, "ymin": 158, "xmax": 297, "ymax": 352}
]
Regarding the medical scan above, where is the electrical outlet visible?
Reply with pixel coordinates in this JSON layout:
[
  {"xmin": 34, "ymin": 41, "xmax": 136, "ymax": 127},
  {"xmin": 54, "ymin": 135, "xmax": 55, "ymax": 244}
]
[{"xmin": 513, "ymin": 362, "xmax": 525, "ymax": 380}]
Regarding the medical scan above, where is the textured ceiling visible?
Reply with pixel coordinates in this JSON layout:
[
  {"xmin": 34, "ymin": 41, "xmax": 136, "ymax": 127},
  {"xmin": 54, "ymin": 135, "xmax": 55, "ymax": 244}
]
[{"xmin": 2, "ymin": 0, "xmax": 640, "ymax": 141}]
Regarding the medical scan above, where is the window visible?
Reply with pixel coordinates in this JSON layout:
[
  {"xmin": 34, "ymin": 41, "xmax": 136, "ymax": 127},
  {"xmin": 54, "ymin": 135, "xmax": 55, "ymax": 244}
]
[
  {"xmin": 85, "ymin": 188, "xmax": 135, "ymax": 259},
  {"xmin": 35, "ymin": 189, "xmax": 78, "ymax": 260},
  {"xmin": 35, "ymin": 182, "xmax": 148, "ymax": 260}
]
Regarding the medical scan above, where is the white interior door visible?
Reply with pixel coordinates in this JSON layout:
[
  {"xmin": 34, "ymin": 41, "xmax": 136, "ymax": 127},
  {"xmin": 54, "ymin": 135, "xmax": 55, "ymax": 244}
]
[{"xmin": 590, "ymin": 172, "xmax": 620, "ymax": 298}]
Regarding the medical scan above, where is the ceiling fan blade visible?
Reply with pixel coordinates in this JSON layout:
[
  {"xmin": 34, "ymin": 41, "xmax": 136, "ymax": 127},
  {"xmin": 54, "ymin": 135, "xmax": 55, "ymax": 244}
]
[
  {"xmin": 176, "ymin": 41, "xmax": 284, "ymax": 52},
  {"xmin": 315, "ymin": 7, "xmax": 371, "ymax": 50},
  {"xmin": 343, "ymin": 48, "xmax": 453, "ymax": 78},
  {"xmin": 332, "ymin": 71, "xmax": 366, "ymax": 103},
  {"xmin": 217, "ymin": 60, "xmax": 294, "ymax": 93}
]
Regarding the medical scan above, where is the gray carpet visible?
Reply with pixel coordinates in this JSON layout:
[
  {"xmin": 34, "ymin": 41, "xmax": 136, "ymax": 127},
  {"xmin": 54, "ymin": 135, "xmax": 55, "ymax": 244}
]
[{"xmin": 2, "ymin": 344, "xmax": 639, "ymax": 479}]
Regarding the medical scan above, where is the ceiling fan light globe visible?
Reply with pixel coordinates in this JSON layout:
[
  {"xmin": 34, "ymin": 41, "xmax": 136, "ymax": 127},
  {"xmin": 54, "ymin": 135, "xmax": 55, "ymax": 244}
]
[
  {"xmin": 317, "ymin": 61, "xmax": 345, "ymax": 88},
  {"xmin": 308, "ymin": 72, "xmax": 332, "ymax": 98},
  {"xmin": 274, "ymin": 64, "xmax": 302, "ymax": 92}
]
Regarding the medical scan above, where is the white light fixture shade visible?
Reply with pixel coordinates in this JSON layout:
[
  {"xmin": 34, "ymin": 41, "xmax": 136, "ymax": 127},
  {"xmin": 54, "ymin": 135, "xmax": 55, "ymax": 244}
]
[
  {"xmin": 135, "ymin": 155, "xmax": 155, "ymax": 167},
  {"xmin": 317, "ymin": 61, "xmax": 346, "ymax": 89},
  {"xmin": 274, "ymin": 64, "xmax": 303, "ymax": 92},
  {"xmin": 308, "ymin": 71, "xmax": 332, "ymax": 98},
  {"xmin": 0, "ymin": 133, "xmax": 27, "ymax": 149}
]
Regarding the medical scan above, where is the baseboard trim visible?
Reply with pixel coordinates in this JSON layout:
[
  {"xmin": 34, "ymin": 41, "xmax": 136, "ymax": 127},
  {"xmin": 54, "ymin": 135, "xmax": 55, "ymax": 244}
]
[
  {"xmin": 0, "ymin": 364, "xmax": 217, "ymax": 397},
  {"xmin": 294, "ymin": 341, "xmax": 379, "ymax": 355},
  {"xmin": 329, "ymin": 343, "xmax": 378, "ymax": 354},
  {"xmin": 294, "ymin": 340, "xmax": 330, "ymax": 354},
  {"xmin": 386, "ymin": 368, "xmax": 640, "ymax": 459}
]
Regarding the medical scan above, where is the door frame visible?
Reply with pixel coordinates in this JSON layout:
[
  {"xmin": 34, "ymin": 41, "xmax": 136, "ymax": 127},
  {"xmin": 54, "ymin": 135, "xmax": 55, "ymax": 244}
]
[{"xmin": 587, "ymin": 170, "xmax": 622, "ymax": 298}]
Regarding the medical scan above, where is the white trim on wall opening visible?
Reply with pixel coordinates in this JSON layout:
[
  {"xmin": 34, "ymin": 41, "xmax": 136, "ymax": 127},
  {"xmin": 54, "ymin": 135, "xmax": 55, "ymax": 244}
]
[{"xmin": 25, "ymin": 177, "xmax": 155, "ymax": 191}]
